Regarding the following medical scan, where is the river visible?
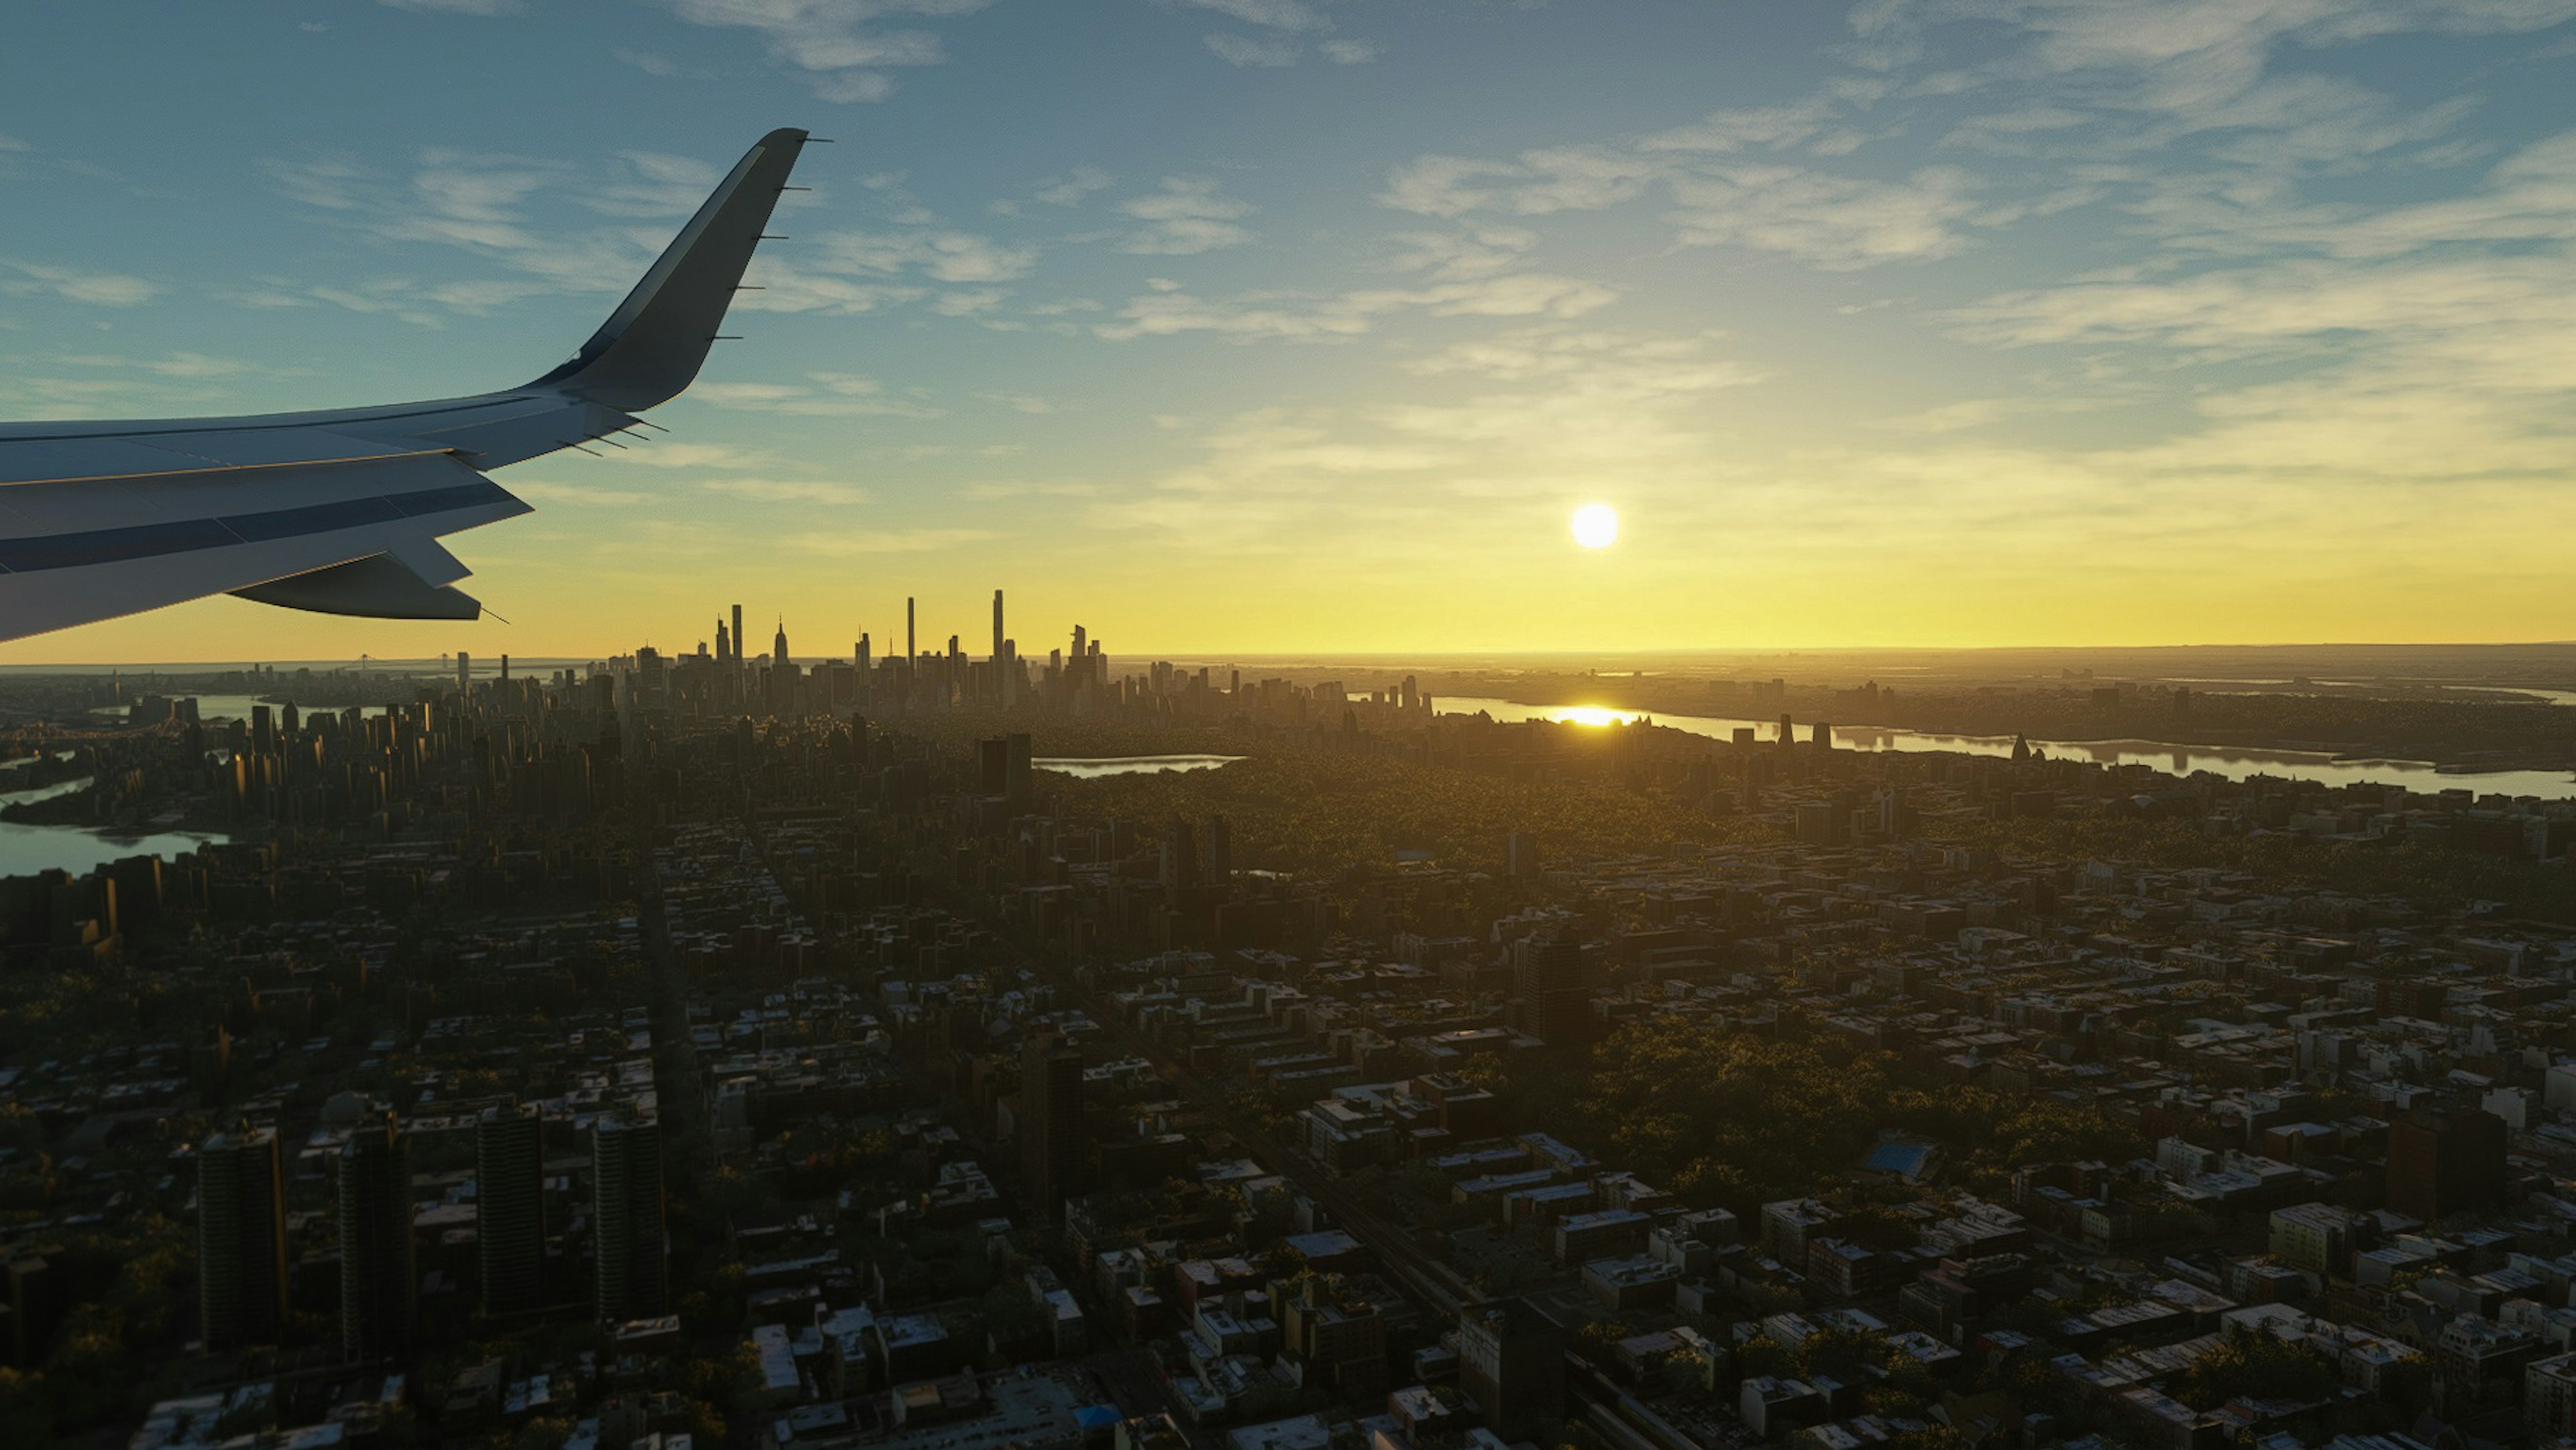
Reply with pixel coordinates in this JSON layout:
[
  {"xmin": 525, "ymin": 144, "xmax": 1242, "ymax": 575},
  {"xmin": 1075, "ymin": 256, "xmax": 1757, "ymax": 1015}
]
[
  {"xmin": 1434, "ymin": 697, "xmax": 2576, "ymax": 800},
  {"xmin": 0, "ymin": 776, "xmax": 228, "ymax": 878},
  {"xmin": 1036, "ymin": 755, "xmax": 1242, "ymax": 778}
]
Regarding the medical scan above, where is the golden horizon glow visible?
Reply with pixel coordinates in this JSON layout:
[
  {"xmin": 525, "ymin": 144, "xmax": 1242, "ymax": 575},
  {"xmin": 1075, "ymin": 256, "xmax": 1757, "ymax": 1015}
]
[{"xmin": 1551, "ymin": 705, "xmax": 1640, "ymax": 727}]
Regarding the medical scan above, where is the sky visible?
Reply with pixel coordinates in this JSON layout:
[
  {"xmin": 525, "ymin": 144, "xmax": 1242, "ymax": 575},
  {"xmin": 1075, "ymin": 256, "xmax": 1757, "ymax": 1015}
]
[{"xmin": 5, "ymin": 0, "xmax": 2576, "ymax": 663}]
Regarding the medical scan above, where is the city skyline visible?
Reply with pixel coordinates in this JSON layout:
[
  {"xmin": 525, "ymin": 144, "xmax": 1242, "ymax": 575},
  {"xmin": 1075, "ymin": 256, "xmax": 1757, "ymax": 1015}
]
[{"xmin": 6, "ymin": 3, "xmax": 2576, "ymax": 657}]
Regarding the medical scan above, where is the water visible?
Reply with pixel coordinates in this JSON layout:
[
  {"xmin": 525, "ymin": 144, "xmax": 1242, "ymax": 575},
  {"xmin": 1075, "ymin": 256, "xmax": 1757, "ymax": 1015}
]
[
  {"xmin": 0, "ymin": 776, "xmax": 228, "ymax": 878},
  {"xmin": 93, "ymin": 694, "xmax": 392, "ymax": 722},
  {"xmin": 1036, "ymin": 755, "xmax": 1242, "ymax": 778},
  {"xmin": 1436, "ymin": 697, "xmax": 2576, "ymax": 800}
]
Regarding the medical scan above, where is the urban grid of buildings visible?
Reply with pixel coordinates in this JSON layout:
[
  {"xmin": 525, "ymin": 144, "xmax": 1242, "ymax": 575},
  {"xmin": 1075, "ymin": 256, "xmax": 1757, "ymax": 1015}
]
[{"xmin": 1, "ymin": 594, "xmax": 2575, "ymax": 1450}]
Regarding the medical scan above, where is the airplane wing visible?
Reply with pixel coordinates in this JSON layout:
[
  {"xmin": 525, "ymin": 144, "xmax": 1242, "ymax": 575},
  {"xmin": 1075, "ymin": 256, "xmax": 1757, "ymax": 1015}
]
[{"xmin": 0, "ymin": 126, "xmax": 811, "ymax": 644}]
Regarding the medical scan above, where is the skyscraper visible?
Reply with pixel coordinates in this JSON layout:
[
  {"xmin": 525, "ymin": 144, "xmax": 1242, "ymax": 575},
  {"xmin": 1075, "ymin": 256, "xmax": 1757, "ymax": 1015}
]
[
  {"xmin": 1161, "ymin": 818, "xmax": 1198, "ymax": 896},
  {"xmin": 1511, "ymin": 931, "xmax": 1595, "ymax": 1049},
  {"xmin": 477, "ymin": 1102, "xmax": 544, "ymax": 1316},
  {"xmin": 1019, "ymin": 1033, "xmax": 1087, "ymax": 1216},
  {"xmin": 731, "ymin": 604, "xmax": 745, "ymax": 669},
  {"xmin": 198, "ymin": 1123, "xmax": 288, "ymax": 1351},
  {"xmin": 339, "ymin": 1113, "xmax": 415, "ymax": 1362},
  {"xmin": 773, "ymin": 618, "xmax": 790, "ymax": 668},
  {"xmin": 592, "ymin": 1111, "xmax": 667, "ymax": 1325}
]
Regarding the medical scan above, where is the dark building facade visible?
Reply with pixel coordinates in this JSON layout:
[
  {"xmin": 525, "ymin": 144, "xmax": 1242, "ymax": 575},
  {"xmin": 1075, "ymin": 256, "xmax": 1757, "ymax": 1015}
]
[
  {"xmin": 198, "ymin": 1124, "xmax": 288, "ymax": 1350},
  {"xmin": 1020, "ymin": 1032, "xmax": 1087, "ymax": 1216},
  {"xmin": 592, "ymin": 1111, "xmax": 668, "ymax": 1325},
  {"xmin": 338, "ymin": 1114, "xmax": 415, "ymax": 1362},
  {"xmin": 1459, "ymin": 1298, "xmax": 1565, "ymax": 1439},
  {"xmin": 2387, "ymin": 1104, "xmax": 2507, "ymax": 1221},
  {"xmin": 477, "ymin": 1102, "xmax": 545, "ymax": 1316}
]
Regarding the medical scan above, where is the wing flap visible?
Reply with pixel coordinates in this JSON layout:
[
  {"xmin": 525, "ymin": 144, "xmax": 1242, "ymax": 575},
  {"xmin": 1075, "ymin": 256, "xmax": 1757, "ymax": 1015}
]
[
  {"xmin": 230, "ymin": 552, "xmax": 482, "ymax": 621},
  {"xmin": 0, "ymin": 453, "xmax": 527, "ymax": 643}
]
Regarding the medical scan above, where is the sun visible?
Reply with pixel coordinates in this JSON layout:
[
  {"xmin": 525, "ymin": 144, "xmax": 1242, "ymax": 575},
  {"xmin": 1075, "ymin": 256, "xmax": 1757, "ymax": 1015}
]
[{"xmin": 1571, "ymin": 503, "xmax": 1619, "ymax": 549}]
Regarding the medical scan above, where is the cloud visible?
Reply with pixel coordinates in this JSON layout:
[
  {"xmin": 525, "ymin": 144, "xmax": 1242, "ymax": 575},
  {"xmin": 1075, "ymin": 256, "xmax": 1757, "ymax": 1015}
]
[
  {"xmin": 511, "ymin": 480, "xmax": 652, "ymax": 506},
  {"xmin": 735, "ymin": 256, "xmax": 927, "ymax": 315},
  {"xmin": 692, "ymin": 372, "xmax": 945, "ymax": 417},
  {"xmin": 1320, "ymin": 38, "xmax": 1377, "ymax": 63},
  {"xmin": 1096, "ymin": 271, "xmax": 1615, "ymax": 343},
  {"xmin": 0, "ymin": 259, "xmax": 161, "ymax": 307},
  {"xmin": 376, "ymin": 0, "xmax": 522, "ymax": 12},
  {"xmin": 975, "ymin": 391, "xmax": 1056, "ymax": 413},
  {"xmin": 1664, "ymin": 164, "xmax": 1983, "ymax": 268},
  {"xmin": 1171, "ymin": 0, "xmax": 1328, "ymax": 29},
  {"xmin": 1206, "ymin": 32, "xmax": 1301, "ymax": 66},
  {"xmin": 1090, "ymin": 329, "xmax": 1761, "ymax": 558},
  {"xmin": 612, "ymin": 46, "xmax": 679, "ymax": 75},
  {"xmin": 659, "ymin": 0, "xmax": 995, "ymax": 104},
  {"xmin": 52, "ymin": 350, "xmax": 260, "ymax": 380},
  {"xmin": 700, "ymin": 476, "xmax": 872, "ymax": 503},
  {"xmin": 792, "ymin": 527, "xmax": 998, "ymax": 554},
  {"xmin": 1116, "ymin": 177, "xmax": 1256, "ymax": 254},
  {"xmin": 1035, "ymin": 166, "xmax": 1113, "ymax": 206},
  {"xmin": 816, "ymin": 227, "xmax": 1038, "ymax": 282}
]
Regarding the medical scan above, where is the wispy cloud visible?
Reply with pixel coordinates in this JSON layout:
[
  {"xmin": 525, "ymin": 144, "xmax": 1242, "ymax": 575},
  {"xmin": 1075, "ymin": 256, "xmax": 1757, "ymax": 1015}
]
[
  {"xmin": 376, "ymin": 0, "xmax": 522, "ymax": 13},
  {"xmin": 659, "ymin": 0, "xmax": 996, "ymax": 103},
  {"xmin": 792, "ymin": 527, "xmax": 998, "ymax": 554},
  {"xmin": 1, "ymin": 258, "xmax": 161, "ymax": 307},
  {"xmin": 692, "ymin": 372, "xmax": 945, "ymax": 417},
  {"xmin": 815, "ymin": 227, "xmax": 1038, "ymax": 282},
  {"xmin": 1206, "ymin": 32, "xmax": 1300, "ymax": 67},
  {"xmin": 611, "ymin": 46, "xmax": 680, "ymax": 76},
  {"xmin": 1116, "ymin": 177, "xmax": 1256, "ymax": 254},
  {"xmin": 1171, "ymin": 0, "xmax": 1328, "ymax": 29},
  {"xmin": 701, "ymin": 476, "xmax": 872, "ymax": 503},
  {"xmin": 1034, "ymin": 166, "xmax": 1114, "ymax": 206}
]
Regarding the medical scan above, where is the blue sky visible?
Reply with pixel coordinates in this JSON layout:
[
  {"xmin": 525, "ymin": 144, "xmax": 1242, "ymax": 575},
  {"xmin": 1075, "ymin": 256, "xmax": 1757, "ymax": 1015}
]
[{"xmin": 7, "ymin": 0, "xmax": 2576, "ymax": 660}]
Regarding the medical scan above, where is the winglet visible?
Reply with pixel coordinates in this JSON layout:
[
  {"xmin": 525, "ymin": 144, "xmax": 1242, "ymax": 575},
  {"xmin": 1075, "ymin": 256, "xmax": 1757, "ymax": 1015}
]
[{"xmin": 523, "ymin": 127, "xmax": 810, "ymax": 411}]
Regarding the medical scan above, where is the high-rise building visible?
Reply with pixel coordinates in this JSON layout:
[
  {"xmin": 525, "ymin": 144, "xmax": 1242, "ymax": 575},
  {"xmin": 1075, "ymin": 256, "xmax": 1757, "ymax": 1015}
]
[
  {"xmin": 1020, "ymin": 1033, "xmax": 1087, "ymax": 1216},
  {"xmin": 1507, "ymin": 831, "xmax": 1540, "ymax": 882},
  {"xmin": 1511, "ymin": 931, "xmax": 1594, "ymax": 1049},
  {"xmin": 1205, "ymin": 815, "xmax": 1231, "ymax": 888},
  {"xmin": 198, "ymin": 1123, "xmax": 288, "ymax": 1350},
  {"xmin": 1161, "ymin": 819, "xmax": 1198, "ymax": 896},
  {"xmin": 477, "ymin": 1103, "xmax": 544, "ymax": 1316},
  {"xmin": 455, "ymin": 651, "xmax": 471, "ymax": 694},
  {"xmin": 592, "ymin": 1111, "xmax": 667, "ymax": 1325},
  {"xmin": 773, "ymin": 619, "xmax": 790, "ymax": 668},
  {"xmin": 2388, "ymin": 1104, "xmax": 2508, "ymax": 1221},
  {"xmin": 906, "ymin": 597, "xmax": 917, "ymax": 665},
  {"xmin": 1459, "ymin": 1299, "xmax": 1565, "ymax": 1439},
  {"xmin": 731, "ymin": 604, "xmax": 745, "ymax": 669},
  {"xmin": 339, "ymin": 1113, "xmax": 415, "ymax": 1362}
]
